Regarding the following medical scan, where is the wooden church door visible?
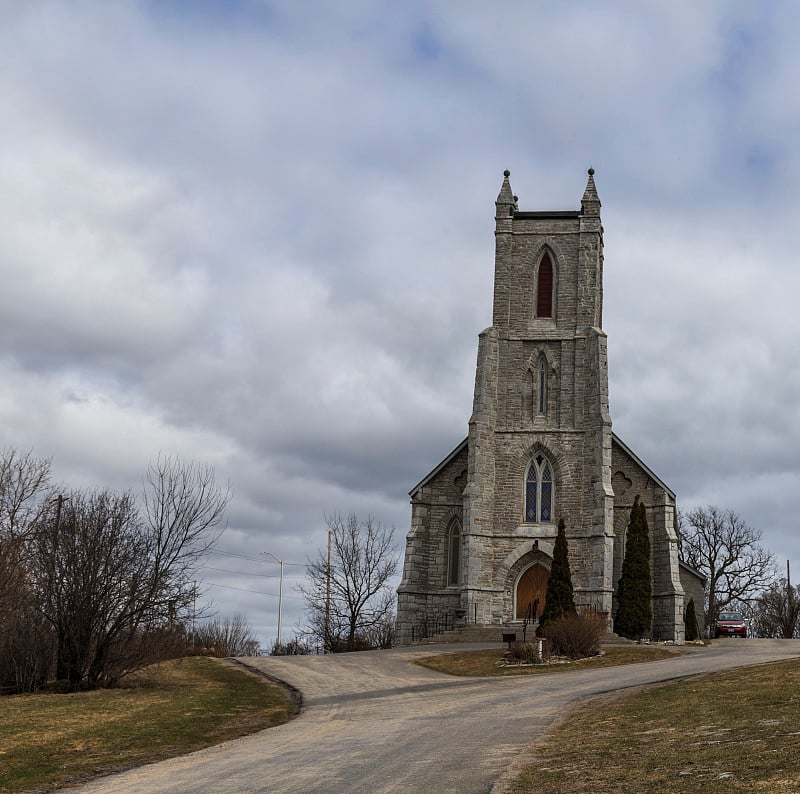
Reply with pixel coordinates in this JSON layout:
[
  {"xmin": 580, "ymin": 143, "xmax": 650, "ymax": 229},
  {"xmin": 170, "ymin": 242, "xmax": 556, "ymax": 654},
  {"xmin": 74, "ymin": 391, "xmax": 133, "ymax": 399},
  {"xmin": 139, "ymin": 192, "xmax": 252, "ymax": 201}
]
[{"xmin": 516, "ymin": 564, "xmax": 549, "ymax": 620}]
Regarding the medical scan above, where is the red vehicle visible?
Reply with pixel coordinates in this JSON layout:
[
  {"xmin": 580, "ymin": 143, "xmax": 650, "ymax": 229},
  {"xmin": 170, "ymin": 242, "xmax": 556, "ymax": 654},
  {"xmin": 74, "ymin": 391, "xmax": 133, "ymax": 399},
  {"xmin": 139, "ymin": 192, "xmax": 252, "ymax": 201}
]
[{"xmin": 714, "ymin": 611, "xmax": 747, "ymax": 638}]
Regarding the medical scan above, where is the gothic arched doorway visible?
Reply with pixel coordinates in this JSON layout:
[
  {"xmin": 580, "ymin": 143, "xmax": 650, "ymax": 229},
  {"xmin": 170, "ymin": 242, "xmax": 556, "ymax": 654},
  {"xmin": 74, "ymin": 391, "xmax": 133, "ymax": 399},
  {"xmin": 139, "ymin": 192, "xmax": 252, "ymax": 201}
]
[{"xmin": 516, "ymin": 563, "xmax": 549, "ymax": 620}]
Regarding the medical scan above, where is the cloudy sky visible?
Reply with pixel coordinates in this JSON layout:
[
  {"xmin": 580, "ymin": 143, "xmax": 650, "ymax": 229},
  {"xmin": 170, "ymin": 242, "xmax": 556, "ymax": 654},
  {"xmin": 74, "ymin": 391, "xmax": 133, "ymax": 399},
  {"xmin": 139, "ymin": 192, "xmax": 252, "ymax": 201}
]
[{"xmin": 2, "ymin": 1, "xmax": 799, "ymax": 648}]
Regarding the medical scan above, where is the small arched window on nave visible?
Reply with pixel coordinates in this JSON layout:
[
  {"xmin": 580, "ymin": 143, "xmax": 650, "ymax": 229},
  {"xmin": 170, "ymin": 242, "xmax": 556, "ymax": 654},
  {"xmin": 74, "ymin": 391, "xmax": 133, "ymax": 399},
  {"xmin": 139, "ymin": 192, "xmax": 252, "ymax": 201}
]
[
  {"xmin": 536, "ymin": 253, "xmax": 554, "ymax": 318},
  {"xmin": 447, "ymin": 519, "xmax": 461, "ymax": 586},
  {"xmin": 525, "ymin": 453, "xmax": 554, "ymax": 523}
]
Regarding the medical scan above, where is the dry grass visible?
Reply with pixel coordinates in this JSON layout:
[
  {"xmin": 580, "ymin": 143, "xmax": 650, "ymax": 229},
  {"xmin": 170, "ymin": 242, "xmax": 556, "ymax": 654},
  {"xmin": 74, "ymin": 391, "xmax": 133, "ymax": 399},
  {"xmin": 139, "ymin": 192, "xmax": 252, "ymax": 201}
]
[
  {"xmin": 0, "ymin": 656, "xmax": 296, "ymax": 793},
  {"xmin": 508, "ymin": 657, "xmax": 800, "ymax": 793},
  {"xmin": 415, "ymin": 645, "xmax": 680, "ymax": 677}
]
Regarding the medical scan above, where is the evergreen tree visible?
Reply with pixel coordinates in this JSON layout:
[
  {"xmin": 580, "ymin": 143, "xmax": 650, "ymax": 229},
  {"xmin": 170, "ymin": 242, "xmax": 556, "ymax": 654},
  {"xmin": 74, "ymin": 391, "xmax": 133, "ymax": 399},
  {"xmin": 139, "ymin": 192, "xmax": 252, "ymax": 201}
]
[
  {"xmin": 614, "ymin": 495, "xmax": 653, "ymax": 639},
  {"xmin": 684, "ymin": 598, "xmax": 700, "ymax": 641},
  {"xmin": 539, "ymin": 518, "xmax": 576, "ymax": 633}
]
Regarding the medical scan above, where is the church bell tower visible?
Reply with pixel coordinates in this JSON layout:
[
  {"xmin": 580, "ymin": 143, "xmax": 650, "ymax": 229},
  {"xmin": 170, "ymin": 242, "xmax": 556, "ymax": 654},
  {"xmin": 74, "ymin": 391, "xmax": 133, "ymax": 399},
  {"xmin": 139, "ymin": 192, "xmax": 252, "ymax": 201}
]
[{"xmin": 461, "ymin": 168, "xmax": 615, "ymax": 625}]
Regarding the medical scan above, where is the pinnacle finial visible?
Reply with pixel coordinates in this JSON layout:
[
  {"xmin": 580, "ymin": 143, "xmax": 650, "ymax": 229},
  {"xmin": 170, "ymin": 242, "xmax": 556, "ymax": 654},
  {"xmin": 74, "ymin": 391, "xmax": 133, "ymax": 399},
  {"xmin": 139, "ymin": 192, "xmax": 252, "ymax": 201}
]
[
  {"xmin": 581, "ymin": 167, "xmax": 600, "ymax": 215},
  {"xmin": 496, "ymin": 169, "xmax": 515, "ymax": 218}
]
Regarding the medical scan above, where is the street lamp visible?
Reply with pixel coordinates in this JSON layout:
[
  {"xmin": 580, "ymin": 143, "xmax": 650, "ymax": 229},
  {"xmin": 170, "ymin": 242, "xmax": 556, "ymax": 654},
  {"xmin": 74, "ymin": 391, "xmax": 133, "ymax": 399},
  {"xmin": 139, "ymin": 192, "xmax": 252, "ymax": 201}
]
[{"xmin": 262, "ymin": 552, "xmax": 284, "ymax": 647}]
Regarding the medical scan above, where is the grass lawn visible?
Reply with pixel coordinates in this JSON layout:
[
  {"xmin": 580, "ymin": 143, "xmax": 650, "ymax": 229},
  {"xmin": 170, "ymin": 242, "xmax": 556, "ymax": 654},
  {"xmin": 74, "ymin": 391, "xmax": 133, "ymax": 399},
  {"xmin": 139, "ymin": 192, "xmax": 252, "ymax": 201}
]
[
  {"xmin": 508, "ymin": 657, "xmax": 800, "ymax": 793},
  {"xmin": 0, "ymin": 656, "xmax": 296, "ymax": 793},
  {"xmin": 415, "ymin": 645, "xmax": 681, "ymax": 676}
]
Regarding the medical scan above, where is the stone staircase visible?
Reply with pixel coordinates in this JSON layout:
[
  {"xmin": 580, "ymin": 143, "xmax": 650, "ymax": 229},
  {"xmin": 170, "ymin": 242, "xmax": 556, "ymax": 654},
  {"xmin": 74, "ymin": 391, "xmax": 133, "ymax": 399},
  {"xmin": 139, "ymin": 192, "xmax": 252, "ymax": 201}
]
[
  {"xmin": 418, "ymin": 625, "xmax": 515, "ymax": 644},
  {"xmin": 413, "ymin": 624, "xmax": 635, "ymax": 646},
  {"xmin": 599, "ymin": 631, "xmax": 635, "ymax": 644}
]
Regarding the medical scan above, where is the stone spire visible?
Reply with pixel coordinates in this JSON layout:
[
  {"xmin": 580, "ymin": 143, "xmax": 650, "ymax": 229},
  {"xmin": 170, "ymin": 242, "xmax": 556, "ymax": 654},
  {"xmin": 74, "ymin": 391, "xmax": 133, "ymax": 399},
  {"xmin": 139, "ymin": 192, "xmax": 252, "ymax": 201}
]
[
  {"xmin": 581, "ymin": 167, "xmax": 601, "ymax": 216},
  {"xmin": 495, "ymin": 169, "xmax": 517, "ymax": 221}
]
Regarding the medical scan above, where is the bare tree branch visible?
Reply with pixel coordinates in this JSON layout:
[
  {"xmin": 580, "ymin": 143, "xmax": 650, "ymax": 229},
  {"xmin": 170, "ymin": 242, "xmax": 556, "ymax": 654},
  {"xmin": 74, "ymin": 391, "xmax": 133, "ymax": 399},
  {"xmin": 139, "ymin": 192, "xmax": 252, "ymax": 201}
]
[
  {"xmin": 678, "ymin": 505, "xmax": 776, "ymax": 632},
  {"xmin": 190, "ymin": 613, "xmax": 260, "ymax": 657},
  {"xmin": 751, "ymin": 581, "xmax": 800, "ymax": 638},
  {"xmin": 0, "ymin": 448, "xmax": 52, "ymax": 539},
  {"xmin": 300, "ymin": 513, "xmax": 398, "ymax": 652},
  {"xmin": 24, "ymin": 457, "xmax": 231, "ymax": 689}
]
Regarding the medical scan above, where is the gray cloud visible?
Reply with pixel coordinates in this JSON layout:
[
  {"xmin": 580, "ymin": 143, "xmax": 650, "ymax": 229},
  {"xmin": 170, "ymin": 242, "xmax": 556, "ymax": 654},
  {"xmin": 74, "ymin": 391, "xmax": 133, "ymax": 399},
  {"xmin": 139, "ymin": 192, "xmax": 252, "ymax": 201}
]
[{"xmin": 2, "ymin": 2, "xmax": 800, "ymax": 645}]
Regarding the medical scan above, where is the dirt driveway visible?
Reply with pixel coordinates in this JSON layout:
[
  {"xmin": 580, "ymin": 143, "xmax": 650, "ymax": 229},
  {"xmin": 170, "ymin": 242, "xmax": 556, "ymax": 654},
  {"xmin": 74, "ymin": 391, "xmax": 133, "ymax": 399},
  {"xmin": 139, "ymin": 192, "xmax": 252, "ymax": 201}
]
[{"xmin": 68, "ymin": 640, "xmax": 800, "ymax": 794}]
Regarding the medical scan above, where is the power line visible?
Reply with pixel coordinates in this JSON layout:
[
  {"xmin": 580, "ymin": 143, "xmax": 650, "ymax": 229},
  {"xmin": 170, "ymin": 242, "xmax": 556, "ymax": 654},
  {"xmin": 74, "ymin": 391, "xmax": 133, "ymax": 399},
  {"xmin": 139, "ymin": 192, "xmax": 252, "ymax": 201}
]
[
  {"xmin": 208, "ymin": 549, "xmax": 304, "ymax": 566},
  {"xmin": 203, "ymin": 581, "xmax": 305, "ymax": 599},
  {"xmin": 202, "ymin": 565, "xmax": 280, "ymax": 578}
]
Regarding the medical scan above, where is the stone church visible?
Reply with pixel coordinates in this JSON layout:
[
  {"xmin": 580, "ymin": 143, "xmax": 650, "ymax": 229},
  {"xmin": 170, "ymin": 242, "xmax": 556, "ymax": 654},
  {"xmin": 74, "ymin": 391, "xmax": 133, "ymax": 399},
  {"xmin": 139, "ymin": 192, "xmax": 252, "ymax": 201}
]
[{"xmin": 396, "ymin": 169, "xmax": 704, "ymax": 645}]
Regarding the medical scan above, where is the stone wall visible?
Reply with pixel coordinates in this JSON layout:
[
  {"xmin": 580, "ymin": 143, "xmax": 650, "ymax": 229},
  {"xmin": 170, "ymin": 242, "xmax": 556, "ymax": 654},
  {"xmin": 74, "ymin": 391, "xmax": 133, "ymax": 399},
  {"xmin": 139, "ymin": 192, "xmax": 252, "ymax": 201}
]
[
  {"xmin": 611, "ymin": 437, "xmax": 684, "ymax": 640},
  {"xmin": 395, "ymin": 442, "xmax": 467, "ymax": 644},
  {"xmin": 680, "ymin": 562, "xmax": 707, "ymax": 636}
]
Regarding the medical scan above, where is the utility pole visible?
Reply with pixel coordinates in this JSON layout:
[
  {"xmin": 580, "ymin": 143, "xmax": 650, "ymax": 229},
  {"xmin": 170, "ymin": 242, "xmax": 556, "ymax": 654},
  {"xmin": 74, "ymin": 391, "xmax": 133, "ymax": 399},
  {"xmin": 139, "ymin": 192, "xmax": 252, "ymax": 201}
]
[
  {"xmin": 262, "ymin": 552, "xmax": 285, "ymax": 647},
  {"xmin": 191, "ymin": 582, "xmax": 197, "ymax": 642},
  {"xmin": 54, "ymin": 494, "xmax": 63, "ymax": 530},
  {"xmin": 50, "ymin": 494, "xmax": 69, "ymax": 571},
  {"xmin": 325, "ymin": 529, "xmax": 331, "ymax": 654}
]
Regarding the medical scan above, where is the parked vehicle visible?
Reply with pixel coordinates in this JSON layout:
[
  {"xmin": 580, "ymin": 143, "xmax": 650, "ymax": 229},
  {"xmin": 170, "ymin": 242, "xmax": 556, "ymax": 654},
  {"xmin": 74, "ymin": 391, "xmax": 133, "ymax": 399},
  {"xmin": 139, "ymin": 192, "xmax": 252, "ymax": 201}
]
[{"xmin": 714, "ymin": 612, "xmax": 747, "ymax": 638}]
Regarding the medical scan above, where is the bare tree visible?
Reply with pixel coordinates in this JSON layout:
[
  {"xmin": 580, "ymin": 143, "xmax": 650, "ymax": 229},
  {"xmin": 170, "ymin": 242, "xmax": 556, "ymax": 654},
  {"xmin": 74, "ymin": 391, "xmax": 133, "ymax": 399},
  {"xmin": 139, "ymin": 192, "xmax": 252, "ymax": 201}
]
[
  {"xmin": 190, "ymin": 613, "xmax": 260, "ymax": 657},
  {"xmin": 301, "ymin": 513, "xmax": 398, "ymax": 652},
  {"xmin": 677, "ymin": 506, "xmax": 776, "ymax": 633},
  {"xmin": 29, "ymin": 456, "xmax": 230, "ymax": 690},
  {"xmin": 0, "ymin": 450, "xmax": 54, "ymax": 693},
  {"xmin": 32, "ymin": 490, "xmax": 152, "ymax": 688},
  {"xmin": 750, "ymin": 581, "xmax": 800, "ymax": 638},
  {"xmin": 0, "ymin": 449, "xmax": 52, "ymax": 620},
  {"xmin": 0, "ymin": 448, "xmax": 52, "ymax": 538}
]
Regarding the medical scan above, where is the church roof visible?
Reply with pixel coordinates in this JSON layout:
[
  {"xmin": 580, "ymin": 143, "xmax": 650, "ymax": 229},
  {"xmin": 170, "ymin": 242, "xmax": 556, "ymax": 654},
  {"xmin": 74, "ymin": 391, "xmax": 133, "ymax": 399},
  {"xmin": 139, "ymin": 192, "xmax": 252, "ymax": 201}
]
[
  {"xmin": 679, "ymin": 559, "xmax": 707, "ymax": 587},
  {"xmin": 611, "ymin": 432, "xmax": 675, "ymax": 499},
  {"xmin": 409, "ymin": 437, "xmax": 467, "ymax": 498},
  {"xmin": 514, "ymin": 210, "xmax": 580, "ymax": 219},
  {"xmin": 410, "ymin": 432, "xmax": 674, "ymax": 502}
]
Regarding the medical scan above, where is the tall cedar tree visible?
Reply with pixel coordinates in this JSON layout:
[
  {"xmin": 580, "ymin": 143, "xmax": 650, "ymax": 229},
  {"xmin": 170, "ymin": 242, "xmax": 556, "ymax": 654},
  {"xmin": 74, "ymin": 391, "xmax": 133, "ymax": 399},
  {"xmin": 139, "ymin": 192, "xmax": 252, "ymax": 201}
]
[
  {"xmin": 538, "ymin": 518, "xmax": 576, "ymax": 632},
  {"xmin": 684, "ymin": 598, "xmax": 700, "ymax": 641},
  {"xmin": 614, "ymin": 495, "xmax": 653, "ymax": 639}
]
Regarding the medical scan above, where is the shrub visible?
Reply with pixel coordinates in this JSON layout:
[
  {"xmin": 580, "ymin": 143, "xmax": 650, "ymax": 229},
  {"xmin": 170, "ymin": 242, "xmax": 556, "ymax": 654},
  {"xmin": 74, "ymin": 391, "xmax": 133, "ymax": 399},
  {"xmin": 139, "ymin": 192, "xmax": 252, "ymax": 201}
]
[
  {"xmin": 0, "ymin": 599, "xmax": 53, "ymax": 694},
  {"xmin": 271, "ymin": 637, "xmax": 314, "ymax": 656},
  {"xmin": 538, "ymin": 517, "xmax": 577, "ymax": 635},
  {"xmin": 544, "ymin": 613, "xmax": 605, "ymax": 660},
  {"xmin": 189, "ymin": 614, "xmax": 260, "ymax": 658},
  {"xmin": 505, "ymin": 641, "xmax": 542, "ymax": 665},
  {"xmin": 615, "ymin": 495, "xmax": 653, "ymax": 639}
]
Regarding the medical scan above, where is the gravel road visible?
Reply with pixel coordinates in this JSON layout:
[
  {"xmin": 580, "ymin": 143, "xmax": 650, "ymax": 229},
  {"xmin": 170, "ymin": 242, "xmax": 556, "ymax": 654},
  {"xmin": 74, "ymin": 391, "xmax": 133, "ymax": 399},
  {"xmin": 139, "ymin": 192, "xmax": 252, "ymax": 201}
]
[{"xmin": 65, "ymin": 639, "xmax": 800, "ymax": 794}]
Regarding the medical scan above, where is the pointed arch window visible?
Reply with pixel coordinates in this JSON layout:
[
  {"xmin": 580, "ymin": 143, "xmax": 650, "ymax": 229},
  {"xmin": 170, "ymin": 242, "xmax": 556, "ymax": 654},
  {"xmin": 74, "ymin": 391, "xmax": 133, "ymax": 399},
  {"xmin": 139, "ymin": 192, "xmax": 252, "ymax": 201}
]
[
  {"xmin": 447, "ymin": 519, "xmax": 461, "ymax": 586},
  {"xmin": 525, "ymin": 454, "xmax": 554, "ymax": 523},
  {"xmin": 537, "ymin": 355, "xmax": 548, "ymax": 416},
  {"xmin": 536, "ymin": 253, "xmax": 554, "ymax": 318}
]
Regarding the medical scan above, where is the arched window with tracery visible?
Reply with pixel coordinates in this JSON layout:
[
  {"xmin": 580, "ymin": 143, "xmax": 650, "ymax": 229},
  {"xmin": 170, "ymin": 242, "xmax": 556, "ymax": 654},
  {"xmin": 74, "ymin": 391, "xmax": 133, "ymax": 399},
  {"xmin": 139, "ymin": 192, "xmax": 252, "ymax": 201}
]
[
  {"xmin": 536, "ymin": 253, "xmax": 554, "ymax": 318},
  {"xmin": 525, "ymin": 453, "xmax": 554, "ymax": 523},
  {"xmin": 447, "ymin": 519, "xmax": 461, "ymax": 586}
]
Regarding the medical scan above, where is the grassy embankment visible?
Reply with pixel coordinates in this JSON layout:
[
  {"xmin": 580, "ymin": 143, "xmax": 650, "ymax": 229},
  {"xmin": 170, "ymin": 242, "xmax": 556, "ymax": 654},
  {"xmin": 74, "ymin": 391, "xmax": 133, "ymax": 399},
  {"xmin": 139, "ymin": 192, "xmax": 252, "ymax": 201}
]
[
  {"xmin": 415, "ymin": 644, "xmax": 680, "ymax": 676},
  {"xmin": 0, "ymin": 656, "xmax": 296, "ymax": 793},
  {"xmin": 417, "ymin": 645, "xmax": 800, "ymax": 792}
]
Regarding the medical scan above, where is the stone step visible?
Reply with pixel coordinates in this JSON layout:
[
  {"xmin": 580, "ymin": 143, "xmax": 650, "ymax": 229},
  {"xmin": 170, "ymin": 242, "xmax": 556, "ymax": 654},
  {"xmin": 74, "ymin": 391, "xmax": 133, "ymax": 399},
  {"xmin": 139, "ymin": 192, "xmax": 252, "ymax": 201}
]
[
  {"xmin": 411, "ymin": 624, "xmax": 634, "ymax": 646},
  {"xmin": 421, "ymin": 625, "xmax": 513, "ymax": 644},
  {"xmin": 600, "ymin": 631, "xmax": 635, "ymax": 644}
]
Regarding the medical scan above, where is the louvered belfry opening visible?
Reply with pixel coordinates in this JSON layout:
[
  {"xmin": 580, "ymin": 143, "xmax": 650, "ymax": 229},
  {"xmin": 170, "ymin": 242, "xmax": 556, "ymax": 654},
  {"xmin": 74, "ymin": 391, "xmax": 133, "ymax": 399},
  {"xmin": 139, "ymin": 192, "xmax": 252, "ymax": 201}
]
[{"xmin": 536, "ymin": 253, "xmax": 554, "ymax": 317}]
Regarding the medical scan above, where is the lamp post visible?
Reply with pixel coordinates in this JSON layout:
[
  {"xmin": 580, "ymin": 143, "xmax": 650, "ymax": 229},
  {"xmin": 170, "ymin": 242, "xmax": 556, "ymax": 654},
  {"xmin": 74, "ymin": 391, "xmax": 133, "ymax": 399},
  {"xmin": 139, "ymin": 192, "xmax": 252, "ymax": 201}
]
[{"xmin": 262, "ymin": 552, "xmax": 284, "ymax": 647}]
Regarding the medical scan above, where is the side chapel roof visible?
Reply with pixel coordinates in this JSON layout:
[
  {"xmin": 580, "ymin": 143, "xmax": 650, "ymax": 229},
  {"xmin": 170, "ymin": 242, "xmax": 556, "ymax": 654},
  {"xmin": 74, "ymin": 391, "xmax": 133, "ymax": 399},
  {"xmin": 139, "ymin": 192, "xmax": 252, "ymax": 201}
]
[
  {"xmin": 409, "ymin": 437, "xmax": 467, "ymax": 498},
  {"xmin": 410, "ymin": 433, "xmax": 674, "ymax": 500}
]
